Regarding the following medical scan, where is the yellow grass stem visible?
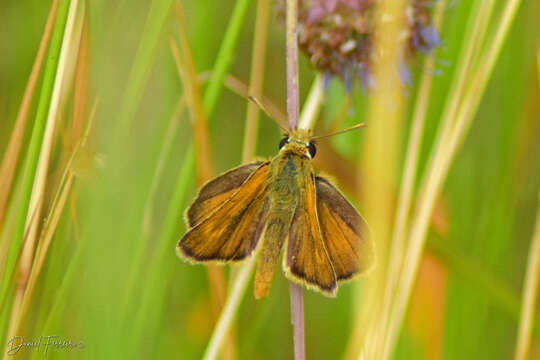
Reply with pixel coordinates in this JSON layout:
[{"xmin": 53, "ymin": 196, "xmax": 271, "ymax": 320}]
[
  {"xmin": 17, "ymin": 0, "xmax": 83, "ymax": 294},
  {"xmin": 515, "ymin": 191, "xmax": 540, "ymax": 360},
  {"xmin": 298, "ymin": 74, "xmax": 323, "ymax": 130},
  {"xmin": 0, "ymin": 0, "xmax": 59, "ymax": 231},
  {"xmin": 174, "ymin": 0, "xmax": 214, "ymax": 183},
  {"xmin": 3, "ymin": 2, "xmax": 82, "ymax": 347},
  {"xmin": 512, "ymin": 37, "xmax": 540, "ymax": 360},
  {"xmin": 242, "ymin": 0, "xmax": 271, "ymax": 162},
  {"xmin": 357, "ymin": 0, "xmax": 408, "ymax": 358},
  {"xmin": 432, "ymin": 0, "xmax": 494, "ymax": 167},
  {"xmin": 384, "ymin": 0, "xmax": 523, "ymax": 356},
  {"xmin": 69, "ymin": 12, "xmax": 89, "ymax": 150},
  {"xmin": 169, "ymin": 39, "xmax": 228, "ymax": 309},
  {"xmin": 203, "ymin": 257, "xmax": 257, "ymax": 360},
  {"xmin": 376, "ymin": 0, "xmax": 447, "ymax": 353},
  {"xmin": 174, "ymin": 4, "xmax": 234, "ymax": 357}
]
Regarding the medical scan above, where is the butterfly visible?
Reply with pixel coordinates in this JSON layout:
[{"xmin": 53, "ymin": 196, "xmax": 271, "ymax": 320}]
[{"xmin": 177, "ymin": 119, "xmax": 374, "ymax": 299}]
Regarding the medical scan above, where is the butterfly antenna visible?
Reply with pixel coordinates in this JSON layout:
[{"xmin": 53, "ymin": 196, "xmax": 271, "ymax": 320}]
[
  {"xmin": 311, "ymin": 123, "xmax": 367, "ymax": 140},
  {"xmin": 248, "ymin": 96, "xmax": 288, "ymax": 133}
]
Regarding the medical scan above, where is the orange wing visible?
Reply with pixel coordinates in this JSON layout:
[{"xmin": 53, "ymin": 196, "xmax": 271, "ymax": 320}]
[
  {"xmin": 186, "ymin": 161, "xmax": 266, "ymax": 228},
  {"xmin": 178, "ymin": 162, "xmax": 270, "ymax": 262},
  {"xmin": 283, "ymin": 173, "xmax": 337, "ymax": 296},
  {"xmin": 315, "ymin": 176, "xmax": 374, "ymax": 281}
]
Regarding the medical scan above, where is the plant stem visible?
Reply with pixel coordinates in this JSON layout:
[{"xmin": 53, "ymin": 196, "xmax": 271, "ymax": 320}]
[
  {"xmin": 6, "ymin": 0, "xmax": 82, "ymax": 341},
  {"xmin": 200, "ymin": 76, "xmax": 321, "ymax": 360},
  {"xmin": 0, "ymin": 0, "xmax": 59, "ymax": 231},
  {"xmin": 174, "ymin": 0, "xmax": 214, "ymax": 183},
  {"xmin": 515, "ymin": 191, "xmax": 540, "ymax": 360},
  {"xmin": 286, "ymin": 0, "xmax": 299, "ymax": 129},
  {"xmin": 202, "ymin": 258, "xmax": 257, "ymax": 360},
  {"xmin": 116, "ymin": 0, "xmax": 175, "ymax": 134},
  {"xmin": 383, "ymin": 0, "xmax": 523, "ymax": 355},
  {"xmin": 377, "ymin": 0, "xmax": 447, "ymax": 352},
  {"xmin": 290, "ymin": 282, "xmax": 305, "ymax": 360},
  {"xmin": 127, "ymin": 0, "xmax": 253, "ymax": 349},
  {"xmin": 242, "ymin": 0, "xmax": 270, "ymax": 162},
  {"xmin": 358, "ymin": 0, "xmax": 407, "ymax": 357},
  {"xmin": 298, "ymin": 73, "xmax": 323, "ymax": 130},
  {"xmin": 0, "ymin": 0, "xmax": 71, "ymax": 313},
  {"xmin": 203, "ymin": 0, "xmax": 253, "ymax": 117},
  {"xmin": 285, "ymin": 0, "xmax": 305, "ymax": 358}
]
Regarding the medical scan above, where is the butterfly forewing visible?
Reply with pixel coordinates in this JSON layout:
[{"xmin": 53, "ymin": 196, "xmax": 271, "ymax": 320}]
[
  {"xmin": 284, "ymin": 173, "xmax": 337, "ymax": 296},
  {"xmin": 315, "ymin": 176, "xmax": 374, "ymax": 280},
  {"xmin": 178, "ymin": 162, "xmax": 270, "ymax": 262},
  {"xmin": 186, "ymin": 161, "xmax": 266, "ymax": 227}
]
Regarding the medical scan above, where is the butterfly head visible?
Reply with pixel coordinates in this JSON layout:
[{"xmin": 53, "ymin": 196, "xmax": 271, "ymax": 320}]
[{"xmin": 279, "ymin": 128, "xmax": 317, "ymax": 160}]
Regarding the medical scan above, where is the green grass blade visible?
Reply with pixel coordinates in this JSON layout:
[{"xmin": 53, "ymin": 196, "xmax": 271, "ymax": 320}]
[
  {"xmin": 203, "ymin": 0, "xmax": 253, "ymax": 117},
  {"xmin": 116, "ymin": 0, "xmax": 175, "ymax": 134},
  {"xmin": 0, "ymin": 0, "xmax": 71, "ymax": 314},
  {"xmin": 127, "ymin": 0, "xmax": 255, "ymax": 340}
]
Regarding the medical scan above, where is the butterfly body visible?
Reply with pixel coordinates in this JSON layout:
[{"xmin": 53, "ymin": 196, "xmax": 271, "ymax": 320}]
[
  {"xmin": 255, "ymin": 130, "xmax": 314, "ymax": 298},
  {"xmin": 178, "ymin": 128, "xmax": 374, "ymax": 298}
]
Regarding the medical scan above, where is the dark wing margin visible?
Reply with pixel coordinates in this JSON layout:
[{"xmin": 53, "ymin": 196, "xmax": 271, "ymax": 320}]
[
  {"xmin": 315, "ymin": 176, "xmax": 374, "ymax": 281},
  {"xmin": 186, "ymin": 161, "xmax": 266, "ymax": 227},
  {"xmin": 177, "ymin": 162, "xmax": 270, "ymax": 263},
  {"xmin": 284, "ymin": 173, "xmax": 337, "ymax": 296}
]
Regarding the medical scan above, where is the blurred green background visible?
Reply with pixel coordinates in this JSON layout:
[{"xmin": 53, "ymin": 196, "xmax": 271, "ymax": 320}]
[{"xmin": 1, "ymin": 0, "xmax": 540, "ymax": 359}]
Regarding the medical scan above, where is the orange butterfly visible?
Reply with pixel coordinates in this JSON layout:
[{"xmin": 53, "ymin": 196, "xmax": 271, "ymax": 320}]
[{"xmin": 177, "ymin": 124, "xmax": 374, "ymax": 299}]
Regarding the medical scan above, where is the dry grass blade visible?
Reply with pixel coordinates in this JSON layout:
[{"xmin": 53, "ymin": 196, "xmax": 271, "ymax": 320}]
[
  {"xmin": 522, "ymin": 199, "xmax": 540, "ymax": 358},
  {"xmin": 2, "ymin": 1, "xmax": 82, "ymax": 342},
  {"xmin": 298, "ymin": 74, "xmax": 323, "ymax": 130},
  {"xmin": 513, "ymin": 40, "xmax": 540, "ymax": 360},
  {"xmin": 69, "ymin": 12, "xmax": 89, "ymax": 150},
  {"xmin": 203, "ymin": 258, "xmax": 257, "ymax": 360},
  {"xmin": 383, "ymin": 0, "xmax": 524, "ymax": 356},
  {"xmin": 376, "ymin": 0, "xmax": 447, "ymax": 353},
  {"xmin": 173, "ymin": 3, "xmax": 234, "ymax": 358},
  {"xmin": 0, "ymin": 0, "xmax": 59, "ymax": 231},
  {"xmin": 174, "ymin": 0, "xmax": 214, "ymax": 183},
  {"xmin": 9, "ymin": 100, "xmax": 96, "ymax": 343},
  {"xmin": 242, "ymin": 0, "xmax": 270, "ymax": 162},
  {"xmin": 357, "ymin": 0, "xmax": 408, "ymax": 358},
  {"xmin": 18, "ymin": 0, "xmax": 83, "ymax": 293},
  {"xmin": 515, "ymin": 192, "xmax": 540, "ymax": 360}
]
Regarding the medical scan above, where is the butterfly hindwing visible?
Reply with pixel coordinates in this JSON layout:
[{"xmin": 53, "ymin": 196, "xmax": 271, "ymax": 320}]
[
  {"xmin": 284, "ymin": 173, "xmax": 337, "ymax": 296},
  {"xmin": 315, "ymin": 176, "xmax": 374, "ymax": 281},
  {"xmin": 186, "ymin": 161, "xmax": 266, "ymax": 227},
  {"xmin": 178, "ymin": 162, "xmax": 270, "ymax": 262}
]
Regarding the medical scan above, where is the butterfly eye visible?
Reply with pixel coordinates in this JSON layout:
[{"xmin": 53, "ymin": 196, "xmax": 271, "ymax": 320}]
[
  {"xmin": 307, "ymin": 142, "xmax": 317, "ymax": 158},
  {"xmin": 279, "ymin": 136, "xmax": 289, "ymax": 150}
]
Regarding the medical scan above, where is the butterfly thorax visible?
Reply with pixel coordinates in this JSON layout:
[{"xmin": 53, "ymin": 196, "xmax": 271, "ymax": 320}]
[{"xmin": 269, "ymin": 144, "xmax": 312, "ymax": 210}]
